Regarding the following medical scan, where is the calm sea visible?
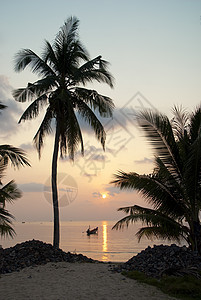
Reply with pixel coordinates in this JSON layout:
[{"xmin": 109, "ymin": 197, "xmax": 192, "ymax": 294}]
[{"xmin": 0, "ymin": 221, "xmax": 180, "ymax": 262}]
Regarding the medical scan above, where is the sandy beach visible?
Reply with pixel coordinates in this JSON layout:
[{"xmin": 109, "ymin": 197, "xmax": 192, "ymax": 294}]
[{"xmin": 0, "ymin": 262, "xmax": 176, "ymax": 300}]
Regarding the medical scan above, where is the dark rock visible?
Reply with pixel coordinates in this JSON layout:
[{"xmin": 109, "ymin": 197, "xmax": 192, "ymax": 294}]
[
  {"xmin": 0, "ymin": 239, "xmax": 96, "ymax": 274},
  {"xmin": 117, "ymin": 244, "xmax": 201, "ymax": 278}
]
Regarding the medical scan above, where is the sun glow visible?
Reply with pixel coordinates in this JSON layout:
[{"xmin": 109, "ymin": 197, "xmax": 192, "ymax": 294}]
[{"xmin": 102, "ymin": 194, "xmax": 107, "ymax": 199}]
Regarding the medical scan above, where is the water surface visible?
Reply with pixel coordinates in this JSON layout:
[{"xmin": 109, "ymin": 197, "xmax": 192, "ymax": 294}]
[{"xmin": 1, "ymin": 221, "xmax": 178, "ymax": 262}]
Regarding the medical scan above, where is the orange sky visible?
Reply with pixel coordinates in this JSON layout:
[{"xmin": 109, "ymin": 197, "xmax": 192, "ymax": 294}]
[{"xmin": 1, "ymin": 0, "xmax": 201, "ymax": 221}]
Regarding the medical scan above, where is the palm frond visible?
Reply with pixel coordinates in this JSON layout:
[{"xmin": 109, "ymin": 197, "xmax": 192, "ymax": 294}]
[
  {"xmin": 67, "ymin": 40, "xmax": 89, "ymax": 66},
  {"xmin": 74, "ymin": 87, "xmax": 114, "ymax": 117},
  {"xmin": 18, "ymin": 94, "xmax": 48, "ymax": 123},
  {"xmin": 76, "ymin": 100, "xmax": 106, "ymax": 149},
  {"xmin": 76, "ymin": 55, "xmax": 103, "ymax": 72},
  {"xmin": 181, "ymin": 108, "xmax": 201, "ymax": 204},
  {"xmin": 73, "ymin": 56, "xmax": 114, "ymax": 87},
  {"xmin": 153, "ymin": 157, "xmax": 188, "ymax": 214},
  {"xmin": 0, "ymin": 102, "xmax": 7, "ymax": 111},
  {"xmin": 0, "ymin": 145, "xmax": 30, "ymax": 168},
  {"xmin": 12, "ymin": 85, "xmax": 35, "ymax": 103},
  {"xmin": 113, "ymin": 205, "xmax": 188, "ymax": 242},
  {"xmin": 184, "ymin": 129, "xmax": 201, "ymax": 208},
  {"xmin": 0, "ymin": 207, "xmax": 15, "ymax": 238},
  {"xmin": 189, "ymin": 106, "xmax": 201, "ymax": 142},
  {"xmin": 115, "ymin": 205, "xmax": 183, "ymax": 227},
  {"xmin": 111, "ymin": 170, "xmax": 187, "ymax": 218},
  {"xmin": 14, "ymin": 49, "xmax": 55, "ymax": 77},
  {"xmin": 136, "ymin": 226, "xmax": 182, "ymax": 242},
  {"xmin": 59, "ymin": 99, "xmax": 84, "ymax": 160},
  {"xmin": 43, "ymin": 40, "xmax": 58, "ymax": 69},
  {"xmin": 0, "ymin": 158, "xmax": 7, "ymax": 183},
  {"xmin": 137, "ymin": 110, "xmax": 182, "ymax": 179},
  {"xmin": 53, "ymin": 17, "xmax": 89, "ymax": 73},
  {"xmin": 55, "ymin": 16, "xmax": 79, "ymax": 49},
  {"xmin": 33, "ymin": 107, "xmax": 53, "ymax": 157},
  {"xmin": 171, "ymin": 105, "xmax": 189, "ymax": 141},
  {"xmin": 13, "ymin": 77, "xmax": 57, "ymax": 103},
  {"xmin": 0, "ymin": 180, "xmax": 22, "ymax": 206}
]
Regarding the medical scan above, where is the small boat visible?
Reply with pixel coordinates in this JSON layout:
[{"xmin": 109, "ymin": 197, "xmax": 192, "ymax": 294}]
[{"xmin": 86, "ymin": 226, "xmax": 98, "ymax": 235}]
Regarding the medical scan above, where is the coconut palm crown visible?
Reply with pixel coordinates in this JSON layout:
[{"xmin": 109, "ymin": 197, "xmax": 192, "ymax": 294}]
[
  {"xmin": 13, "ymin": 17, "xmax": 114, "ymax": 248},
  {"xmin": 112, "ymin": 106, "xmax": 201, "ymax": 254}
]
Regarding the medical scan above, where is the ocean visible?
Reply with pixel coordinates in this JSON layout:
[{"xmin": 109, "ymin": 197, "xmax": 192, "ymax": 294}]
[{"xmin": 0, "ymin": 220, "xmax": 180, "ymax": 262}]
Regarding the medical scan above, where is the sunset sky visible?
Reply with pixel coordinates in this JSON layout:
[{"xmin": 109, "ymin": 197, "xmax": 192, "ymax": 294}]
[{"xmin": 0, "ymin": 0, "xmax": 201, "ymax": 222}]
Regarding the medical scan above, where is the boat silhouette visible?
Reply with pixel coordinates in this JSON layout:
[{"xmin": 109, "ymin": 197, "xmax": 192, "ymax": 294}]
[{"xmin": 86, "ymin": 226, "xmax": 98, "ymax": 235}]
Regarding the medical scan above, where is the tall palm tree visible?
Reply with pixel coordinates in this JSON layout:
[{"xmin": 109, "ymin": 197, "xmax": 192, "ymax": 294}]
[
  {"xmin": 112, "ymin": 106, "xmax": 201, "ymax": 254},
  {"xmin": 13, "ymin": 17, "xmax": 114, "ymax": 248},
  {"xmin": 0, "ymin": 102, "xmax": 30, "ymax": 237}
]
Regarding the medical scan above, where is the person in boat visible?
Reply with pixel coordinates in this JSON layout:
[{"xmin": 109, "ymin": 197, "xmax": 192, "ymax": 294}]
[{"xmin": 86, "ymin": 225, "xmax": 90, "ymax": 235}]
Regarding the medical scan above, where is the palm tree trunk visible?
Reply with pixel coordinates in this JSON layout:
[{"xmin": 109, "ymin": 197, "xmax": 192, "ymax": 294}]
[{"xmin": 52, "ymin": 121, "xmax": 60, "ymax": 248}]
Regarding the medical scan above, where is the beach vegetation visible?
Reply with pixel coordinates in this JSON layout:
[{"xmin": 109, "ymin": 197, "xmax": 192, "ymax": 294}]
[
  {"xmin": 123, "ymin": 270, "xmax": 201, "ymax": 300},
  {"xmin": 13, "ymin": 17, "xmax": 114, "ymax": 248}
]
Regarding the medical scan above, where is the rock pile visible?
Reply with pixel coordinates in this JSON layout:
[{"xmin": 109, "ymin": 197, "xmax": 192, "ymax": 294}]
[
  {"xmin": 0, "ymin": 239, "xmax": 95, "ymax": 274},
  {"xmin": 119, "ymin": 244, "xmax": 201, "ymax": 278}
]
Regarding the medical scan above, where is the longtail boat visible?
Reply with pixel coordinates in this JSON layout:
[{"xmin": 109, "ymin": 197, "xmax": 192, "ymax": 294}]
[{"xmin": 86, "ymin": 226, "xmax": 98, "ymax": 235}]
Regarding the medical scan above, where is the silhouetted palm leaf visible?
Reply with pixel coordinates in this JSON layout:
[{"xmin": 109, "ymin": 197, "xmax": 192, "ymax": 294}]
[
  {"xmin": 0, "ymin": 145, "xmax": 30, "ymax": 168},
  {"xmin": 0, "ymin": 102, "xmax": 7, "ymax": 111},
  {"xmin": 75, "ymin": 87, "xmax": 114, "ymax": 117},
  {"xmin": 0, "ymin": 207, "xmax": 16, "ymax": 238}
]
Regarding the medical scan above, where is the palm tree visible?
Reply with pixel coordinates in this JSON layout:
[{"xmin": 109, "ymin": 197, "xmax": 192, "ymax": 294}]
[
  {"xmin": 112, "ymin": 106, "xmax": 201, "ymax": 254},
  {"xmin": 13, "ymin": 17, "xmax": 114, "ymax": 248},
  {"xmin": 0, "ymin": 158, "xmax": 22, "ymax": 237},
  {"xmin": 0, "ymin": 148, "xmax": 30, "ymax": 237},
  {"xmin": 0, "ymin": 102, "xmax": 30, "ymax": 237}
]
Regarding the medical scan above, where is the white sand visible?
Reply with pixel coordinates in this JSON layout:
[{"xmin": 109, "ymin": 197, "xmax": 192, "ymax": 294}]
[{"xmin": 0, "ymin": 262, "xmax": 176, "ymax": 300}]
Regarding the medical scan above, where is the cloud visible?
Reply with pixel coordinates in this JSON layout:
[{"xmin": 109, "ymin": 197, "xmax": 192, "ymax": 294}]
[
  {"xmin": 0, "ymin": 75, "xmax": 13, "ymax": 99},
  {"xmin": 103, "ymin": 183, "xmax": 136, "ymax": 196},
  {"xmin": 91, "ymin": 186, "xmax": 121, "ymax": 199},
  {"xmin": 19, "ymin": 182, "xmax": 78, "ymax": 194},
  {"xmin": 18, "ymin": 182, "xmax": 44, "ymax": 193},
  {"xmin": 92, "ymin": 192, "xmax": 102, "ymax": 198},
  {"xmin": 19, "ymin": 142, "xmax": 34, "ymax": 151},
  {"xmin": 0, "ymin": 75, "xmax": 23, "ymax": 137},
  {"xmin": 134, "ymin": 157, "xmax": 153, "ymax": 164},
  {"xmin": 90, "ymin": 154, "xmax": 107, "ymax": 162},
  {"xmin": 83, "ymin": 173, "xmax": 97, "ymax": 178},
  {"xmin": 104, "ymin": 185, "xmax": 121, "ymax": 197},
  {"xmin": 85, "ymin": 145, "xmax": 102, "ymax": 154},
  {"xmin": 60, "ymin": 145, "xmax": 108, "ymax": 164}
]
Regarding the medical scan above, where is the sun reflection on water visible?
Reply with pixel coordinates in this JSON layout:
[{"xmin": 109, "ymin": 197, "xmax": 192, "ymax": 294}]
[{"xmin": 102, "ymin": 221, "xmax": 108, "ymax": 261}]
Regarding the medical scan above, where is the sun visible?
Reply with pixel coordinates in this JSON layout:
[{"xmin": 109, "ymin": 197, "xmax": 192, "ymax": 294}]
[{"xmin": 102, "ymin": 194, "xmax": 107, "ymax": 199}]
